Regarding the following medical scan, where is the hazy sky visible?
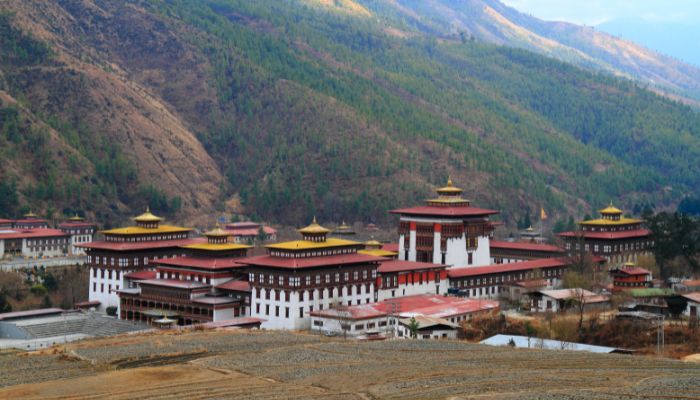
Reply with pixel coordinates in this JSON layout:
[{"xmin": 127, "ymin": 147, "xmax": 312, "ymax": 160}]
[{"xmin": 501, "ymin": 0, "xmax": 700, "ymax": 26}]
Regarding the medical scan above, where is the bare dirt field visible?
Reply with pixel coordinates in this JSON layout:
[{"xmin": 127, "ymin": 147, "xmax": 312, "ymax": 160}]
[{"xmin": 0, "ymin": 329, "xmax": 699, "ymax": 399}]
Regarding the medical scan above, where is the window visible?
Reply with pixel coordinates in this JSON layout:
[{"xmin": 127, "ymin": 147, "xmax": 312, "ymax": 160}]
[{"xmin": 313, "ymin": 320, "xmax": 323, "ymax": 327}]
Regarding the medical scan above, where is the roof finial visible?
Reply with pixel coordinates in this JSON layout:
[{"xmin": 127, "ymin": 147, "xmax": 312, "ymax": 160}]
[
  {"xmin": 312, "ymin": 216, "xmax": 317, "ymax": 224},
  {"xmin": 447, "ymin": 176, "xmax": 453, "ymax": 187},
  {"xmin": 146, "ymin": 205, "xmax": 150, "ymax": 213}
]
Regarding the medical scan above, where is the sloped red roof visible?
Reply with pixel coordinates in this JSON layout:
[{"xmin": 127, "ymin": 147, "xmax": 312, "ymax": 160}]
[
  {"xmin": 614, "ymin": 267, "xmax": 651, "ymax": 276},
  {"xmin": 378, "ymin": 260, "xmax": 446, "ymax": 273},
  {"xmin": 155, "ymin": 256, "xmax": 244, "ymax": 271},
  {"xmin": 448, "ymin": 258, "xmax": 569, "ymax": 279},
  {"xmin": 683, "ymin": 292, "xmax": 700, "ymax": 303},
  {"xmin": 124, "ymin": 270, "xmax": 157, "ymax": 280},
  {"xmin": 381, "ymin": 243, "xmax": 399, "ymax": 252},
  {"xmin": 138, "ymin": 279, "xmax": 210, "ymax": 290},
  {"xmin": 310, "ymin": 294, "xmax": 499, "ymax": 320},
  {"xmin": 557, "ymin": 229, "xmax": 651, "ymax": 240},
  {"xmin": 0, "ymin": 228, "xmax": 68, "ymax": 240},
  {"xmin": 225, "ymin": 226, "xmax": 277, "ymax": 236},
  {"xmin": 490, "ymin": 240, "xmax": 563, "ymax": 253},
  {"xmin": 390, "ymin": 206, "xmax": 498, "ymax": 218},
  {"xmin": 78, "ymin": 238, "xmax": 200, "ymax": 251},
  {"xmin": 216, "ymin": 280, "xmax": 252, "ymax": 292},
  {"xmin": 58, "ymin": 222, "xmax": 96, "ymax": 228},
  {"xmin": 238, "ymin": 253, "xmax": 386, "ymax": 270}
]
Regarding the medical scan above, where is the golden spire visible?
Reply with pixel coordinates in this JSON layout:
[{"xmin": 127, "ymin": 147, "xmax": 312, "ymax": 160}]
[
  {"xmin": 134, "ymin": 207, "xmax": 162, "ymax": 223},
  {"xmin": 298, "ymin": 217, "xmax": 330, "ymax": 234},
  {"xmin": 205, "ymin": 222, "xmax": 230, "ymax": 237},
  {"xmin": 68, "ymin": 213, "xmax": 84, "ymax": 221}
]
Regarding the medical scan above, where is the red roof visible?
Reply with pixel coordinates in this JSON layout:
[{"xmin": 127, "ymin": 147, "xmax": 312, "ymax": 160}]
[
  {"xmin": 216, "ymin": 280, "xmax": 251, "ymax": 292},
  {"xmin": 74, "ymin": 300, "xmax": 101, "ymax": 308},
  {"xmin": 78, "ymin": 238, "xmax": 199, "ymax": 252},
  {"xmin": 683, "ymin": 292, "xmax": 700, "ymax": 303},
  {"xmin": 138, "ymin": 279, "xmax": 210, "ymax": 289},
  {"xmin": 382, "ymin": 243, "xmax": 399, "ymax": 252},
  {"xmin": 490, "ymin": 240, "xmax": 563, "ymax": 253},
  {"xmin": 225, "ymin": 226, "xmax": 276, "ymax": 236},
  {"xmin": 14, "ymin": 219, "xmax": 49, "ymax": 224},
  {"xmin": 613, "ymin": 267, "xmax": 651, "ymax": 276},
  {"xmin": 0, "ymin": 228, "xmax": 68, "ymax": 240},
  {"xmin": 390, "ymin": 206, "xmax": 498, "ymax": 218},
  {"xmin": 155, "ymin": 256, "xmax": 244, "ymax": 271},
  {"xmin": 378, "ymin": 260, "xmax": 446, "ymax": 273},
  {"xmin": 238, "ymin": 253, "xmax": 386, "ymax": 270},
  {"xmin": 0, "ymin": 219, "xmax": 14, "ymax": 224},
  {"xmin": 448, "ymin": 258, "xmax": 569, "ymax": 278},
  {"xmin": 58, "ymin": 222, "xmax": 96, "ymax": 228},
  {"xmin": 557, "ymin": 229, "xmax": 651, "ymax": 240},
  {"xmin": 310, "ymin": 294, "xmax": 499, "ymax": 320},
  {"xmin": 124, "ymin": 270, "xmax": 158, "ymax": 280}
]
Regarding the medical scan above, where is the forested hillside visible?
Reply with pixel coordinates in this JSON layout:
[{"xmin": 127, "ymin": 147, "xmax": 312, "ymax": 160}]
[{"xmin": 1, "ymin": 0, "xmax": 700, "ymax": 228}]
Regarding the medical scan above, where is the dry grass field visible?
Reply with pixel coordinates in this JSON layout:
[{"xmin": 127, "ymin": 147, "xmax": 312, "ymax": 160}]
[{"xmin": 0, "ymin": 329, "xmax": 699, "ymax": 399}]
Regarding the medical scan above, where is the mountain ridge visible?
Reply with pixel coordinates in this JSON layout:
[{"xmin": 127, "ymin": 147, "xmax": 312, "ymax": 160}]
[{"xmin": 2, "ymin": 0, "xmax": 700, "ymax": 228}]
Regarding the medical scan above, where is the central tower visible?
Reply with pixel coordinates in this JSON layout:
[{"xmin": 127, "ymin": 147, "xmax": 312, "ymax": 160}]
[{"xmin": 390, "ymin": 180, "xmax": 499, "ymax": 268}]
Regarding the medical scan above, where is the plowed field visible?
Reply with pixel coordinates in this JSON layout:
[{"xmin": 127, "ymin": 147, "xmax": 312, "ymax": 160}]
[{"xmin": 0, "ymin": 329, "xmax": 698, "ymax": 399}]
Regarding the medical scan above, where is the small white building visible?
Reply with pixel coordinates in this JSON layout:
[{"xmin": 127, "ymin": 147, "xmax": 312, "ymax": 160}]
[
  {"xmin": 0, "ymin": 228, "xmax": 70, "ymax": 259},
  {"xmin": 397, "ymin": 316, "xmax": 458, "ymax": 340},
  {"xmin": 532, "ymin": 289, "xmax": 610, "ymax": 313},
  {"xmin": 683, "ymin": 292, "xmax": 700, "ymax": 319},
  {"xmin": 310, "ymin": 294, "xmax": 499, "ymax": 338}
]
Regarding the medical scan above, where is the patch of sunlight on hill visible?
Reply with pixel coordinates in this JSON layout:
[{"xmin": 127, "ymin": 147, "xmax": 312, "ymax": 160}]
[{"xmin": 305, "ymin": 0, "xmax": 371, "ymax": 17}]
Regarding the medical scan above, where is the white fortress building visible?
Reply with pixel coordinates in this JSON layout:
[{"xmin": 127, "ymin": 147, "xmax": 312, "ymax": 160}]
[
  {"xmin": 390, "ymin": 180, "xmax": 498, "ymax": 268},
  {"xmin": 238, "ymin": 219, "xmax": 385, "ymax": 330}
]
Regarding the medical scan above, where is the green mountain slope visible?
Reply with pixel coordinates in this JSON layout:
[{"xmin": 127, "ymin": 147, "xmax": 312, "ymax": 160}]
[
  {"xmin": 368, "ymin": 0, "xmax": 700, "ymax": 101},
  {"xmin": 2, "ymin": 0, "xmax": 700, "ymax": 227}
]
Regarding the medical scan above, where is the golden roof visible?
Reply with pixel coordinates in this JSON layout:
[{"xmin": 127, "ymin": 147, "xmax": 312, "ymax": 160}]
[
  {"xmin": 101, "ymin": 225, "xmax": 191, "ymax": 235},
  {"xmin": 338, "ymin": 221, "xmax": 351, "ymax": 230},
  {"xmin": 133, "ymin": 207, "xmax": 162, "ymax": 223},
  {"xmin": 23, "ymin": 211, "xmax": 38, "ymax": 218},
  {"xmin": 358, "ymin": 249, "xmax": 397, "ymax": 257},
  {"xmin": 182, "ymin": 243, "xmax": 251, "ymax": 251},
  {"xmin": 599, "ymin": 202, "xmax": 623, "ymax": 215},
  {"xmin": 526, "ymin": 226, "xmax": 534, "ymax": 232},
  {"xmin": 579, "ymin": 217, "xmax": 642, "ymax": 226},
  {"xmin": 298, "ymin": 217, "xmax": 330, "ymax": 235},
  {"xmin": 266, "ymin": 237, "xmax": 360, "ymax": 251},
  {"xmin": 364, "ymin": 239, "xmax": 382, "ymax": 247},
  {"xmin": 204, "ymin": 223, "xmax": 230, "ymax": 237},
  {"xmin": 436, "ymin": 178, "xmax": 463, "ymax": 194},
  {"xmin": 68, "ymin": 214, "xmax": 84, "ymax": 222}
]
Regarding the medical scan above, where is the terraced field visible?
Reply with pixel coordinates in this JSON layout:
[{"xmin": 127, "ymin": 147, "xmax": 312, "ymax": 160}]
[{"xmin": 0, "ymin": 330, "xmax": 698, "ymax": 399}]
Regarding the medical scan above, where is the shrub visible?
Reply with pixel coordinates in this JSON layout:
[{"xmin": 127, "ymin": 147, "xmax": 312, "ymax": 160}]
[{"xmin": 30, "ymin": 284, "xmax": 47, "ymax": 297}]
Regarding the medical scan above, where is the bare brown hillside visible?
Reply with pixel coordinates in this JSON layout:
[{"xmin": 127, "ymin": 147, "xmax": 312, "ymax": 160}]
[{"xmin": 1, "ymin": 0, "xmax": 223, "ymax": 223}]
